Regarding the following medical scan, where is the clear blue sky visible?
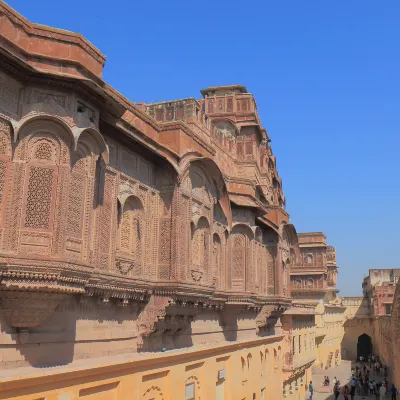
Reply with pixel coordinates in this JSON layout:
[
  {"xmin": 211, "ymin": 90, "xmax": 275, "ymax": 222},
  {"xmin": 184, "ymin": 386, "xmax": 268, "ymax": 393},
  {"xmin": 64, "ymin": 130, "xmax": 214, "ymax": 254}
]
[{"xmin": 8, "ymin": 0, "xmax": 400, "ymax": 296}]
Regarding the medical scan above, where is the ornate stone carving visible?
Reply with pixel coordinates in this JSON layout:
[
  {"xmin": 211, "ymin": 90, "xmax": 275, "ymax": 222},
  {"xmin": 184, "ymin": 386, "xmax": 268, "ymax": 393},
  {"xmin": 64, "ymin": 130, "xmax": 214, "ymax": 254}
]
[
  {"xmin": 0, "ymin": 70, "xmax": 21, "ymax": 118},
  {"xmin": 24, "ymin": 166, "xmax": 55, "ymax": 230},
  {"xmin": 256, "ymin": 305, "xmax": 277, "ymax": 329},
  {"xmin": 116, "ymin": 258, "xmax": 136, "ymax": 275},
  {"xmin": 190, "ymin": 269, "xmax": 203, "ymax": 282},
  {"xmin": 137, "ymin": 295, "xmax": 171, "ymax": 340},
  {"xmin": 0, "ymin": 7, "xmax": 296, "ymax": 363}
]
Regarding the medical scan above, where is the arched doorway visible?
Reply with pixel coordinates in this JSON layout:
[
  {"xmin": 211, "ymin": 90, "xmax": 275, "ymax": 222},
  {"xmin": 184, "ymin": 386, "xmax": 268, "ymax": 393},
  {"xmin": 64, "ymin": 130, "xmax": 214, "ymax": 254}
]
[{"xmin": 357, "ymin": 334, "xmax": 372, "ymax": 361}]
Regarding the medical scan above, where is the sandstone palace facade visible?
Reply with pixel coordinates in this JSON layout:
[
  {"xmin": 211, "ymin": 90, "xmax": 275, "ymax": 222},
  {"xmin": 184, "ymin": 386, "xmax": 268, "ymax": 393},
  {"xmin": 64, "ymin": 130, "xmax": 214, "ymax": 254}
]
[{"xmin": 0, "ymin": 3, "xmax": 350, "ymax": 400}]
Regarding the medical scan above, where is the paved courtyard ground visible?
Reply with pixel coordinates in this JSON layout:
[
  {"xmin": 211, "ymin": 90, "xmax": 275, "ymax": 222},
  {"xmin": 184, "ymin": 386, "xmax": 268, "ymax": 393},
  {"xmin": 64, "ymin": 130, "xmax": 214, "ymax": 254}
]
[{"xmin": 311, "ymin": 361, "xmax": 392, "ymax": 399}]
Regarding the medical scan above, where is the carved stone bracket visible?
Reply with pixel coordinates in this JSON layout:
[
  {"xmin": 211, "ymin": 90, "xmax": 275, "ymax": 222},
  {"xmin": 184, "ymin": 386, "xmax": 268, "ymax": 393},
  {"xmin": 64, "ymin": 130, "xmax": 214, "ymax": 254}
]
[
  {"xmin": 255, "ymin": 301, "xmax": 289, "ymax": 335},
  {"xmin": 137, "ymin": 295, "xmax": 202, "ymax": 350},
  {"xmin": 137, "ymin": 295, "xmax": 171, "ymax": 340},
  {"xmin": 256, "ymin": 305, "xmax": 277, "ymax": 329}
]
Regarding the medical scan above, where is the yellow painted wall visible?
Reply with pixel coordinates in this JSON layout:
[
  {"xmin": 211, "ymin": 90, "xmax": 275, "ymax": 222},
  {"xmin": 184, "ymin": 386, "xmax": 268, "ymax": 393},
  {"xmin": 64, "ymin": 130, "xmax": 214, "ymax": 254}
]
[
  {"xmin": 281, "ymin": 314, "xmax": 316, "ymax": 400},
  {"xmin": 317, "ymin": 305, "xmax": 345, "ymax": 369},
  {"xmin": 0, "ymin": 336, "xmax": 286, "ymax": 400}
]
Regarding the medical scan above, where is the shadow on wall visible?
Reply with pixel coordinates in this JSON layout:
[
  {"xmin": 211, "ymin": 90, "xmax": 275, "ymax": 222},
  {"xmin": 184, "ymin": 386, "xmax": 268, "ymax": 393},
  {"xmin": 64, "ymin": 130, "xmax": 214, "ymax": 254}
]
[
  {"xmin": 0, "ymin": 296, "xmax": 139, "ymax": 369},
  {"xmin": 0, "ymin": 301, "xmax": 77, "ymax": 369}
]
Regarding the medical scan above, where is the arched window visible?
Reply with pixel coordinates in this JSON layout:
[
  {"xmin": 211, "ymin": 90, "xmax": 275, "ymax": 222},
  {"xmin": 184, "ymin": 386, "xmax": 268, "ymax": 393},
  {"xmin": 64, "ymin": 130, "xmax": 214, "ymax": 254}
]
[
  {"xmin": 306, "ymin": 254, "xmax": 313, "ymax": 264},
  {"xmin": 10, "ymin": 120, "xmax": 74, "ymax": 256},
  {"xmin": 241, "ymin": 357, "xmax": 246, "ymax": 372},
  {"xmin": 304, "ymin": 334, "xmax": 307, "ymax": 352},
  {"xmin": 190, "ymin": 217, "xmax": 210, "ymax": 283},
  {"xmin": 24, "ymin": 135, "xmax": 59, "ymax": 232},
  {"xmin": 264, "ymin": 349, "xmax": 269, "ymax": 376},
  {"xmin": 191, "ymin": 218, "xmax": 210, "ymax": 267},
  {"xmin": 212, "ymin": 233, "xmax": 222, "ymax": 288},
  {"xmin": 118, "ymin": 197, "xmax": 144, "ymax": 273},
  {"xmin": 282, "ymin": 261, "xmax": 288, "ymax": 296},
  {"xmin": 247, "ymin": 353, "xmax": 252, "ymax": 370},
  {"xmin": 67, "ymin": 148, "xmax": 88, "ymax": 240},
  {"xmin": 192, "ymin": 228, "xmax": 204, "ymax": 267},
  {"xmin": 232, "ymin": 232, "xmax": 246, "ymax": 286},
  {"xmin": 182, "ymin": 162, "xmax": 230, "ymax": 285},
  {"xmin": 185, "ymin": 376, "xmax": 200, "ymax": 400}
]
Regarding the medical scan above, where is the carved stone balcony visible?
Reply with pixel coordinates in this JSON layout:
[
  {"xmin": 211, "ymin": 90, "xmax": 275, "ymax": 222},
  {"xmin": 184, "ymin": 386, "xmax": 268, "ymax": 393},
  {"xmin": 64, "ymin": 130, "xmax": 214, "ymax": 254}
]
[
  {"xmin": 290, "ymin": 265, "xmax": 328, "ymax": 274},
  {"xmin": 283, "ymin": 353, "xmax": 316, "ymax": 373}
]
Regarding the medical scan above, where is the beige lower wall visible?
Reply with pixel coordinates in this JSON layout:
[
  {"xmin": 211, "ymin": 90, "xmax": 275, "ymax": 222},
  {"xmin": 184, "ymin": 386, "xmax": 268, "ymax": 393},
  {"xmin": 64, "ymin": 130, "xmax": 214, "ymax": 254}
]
[
  {"xmin": 0, "ymin": 299, "xmax": 265, "ymax": 370},
  {"xmin": 0, "ymin": 336, "xmax": 286, "ymax": 400}
]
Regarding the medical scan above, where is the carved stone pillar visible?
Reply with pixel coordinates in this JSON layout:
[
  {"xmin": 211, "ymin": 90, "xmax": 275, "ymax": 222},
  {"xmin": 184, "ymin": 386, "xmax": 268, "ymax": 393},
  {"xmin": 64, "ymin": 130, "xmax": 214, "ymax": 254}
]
[
  {"xmin": 170, "ymin": 186, "xmax": 182, "ymax": 281},
  {"xmin": 94, "ymin": 168, "xmax": 117, "ymax": 270},
  {"xmin": 276, "ymin": 243, "xmax": 283, "ymax": 296},
  {"xmin": 158, "ymin": 189, "xmax": 174, "ymax": 280}
]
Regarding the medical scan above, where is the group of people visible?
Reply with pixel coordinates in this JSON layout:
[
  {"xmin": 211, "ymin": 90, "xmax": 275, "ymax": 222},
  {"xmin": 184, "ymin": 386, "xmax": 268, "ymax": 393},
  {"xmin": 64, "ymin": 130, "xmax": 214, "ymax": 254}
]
[
  {"xmin": 326, "ymin": 376, "xmax": 397, "ymax": 399},
  {"xmin": 306, "ymin": 355, "xmax": 398, "ymax": 400}
]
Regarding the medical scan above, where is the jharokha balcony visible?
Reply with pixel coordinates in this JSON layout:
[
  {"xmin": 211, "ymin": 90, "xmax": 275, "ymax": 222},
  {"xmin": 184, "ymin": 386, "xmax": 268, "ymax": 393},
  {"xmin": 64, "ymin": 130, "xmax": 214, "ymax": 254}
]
[{"xmin": 290, "ymin": 278, "xmax": 328, "ymax": 298}]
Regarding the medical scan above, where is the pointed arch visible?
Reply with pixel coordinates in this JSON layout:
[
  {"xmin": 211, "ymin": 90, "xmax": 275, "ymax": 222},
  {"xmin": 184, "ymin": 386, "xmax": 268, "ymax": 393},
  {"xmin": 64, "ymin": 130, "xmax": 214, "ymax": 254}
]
[
  {"xmin": 190, "ymin": 216, "xmax": 211, "ymax": 284},
  {"xmin": 18, "ymin": 121, "xmax": 71, "ymax": 235},
  {"xmin": 65, "ymin": 139, "xmax": 100, "ymax": 261},
  {"xmin": 143, "ymin": 385, "xmax": 164, "ymax": 400},
  {"xmin": 179, "ymin": 153, "xmax": 232, "ymax": 230},
  {"xmin": 212, "ymin": 232, "xmax": 223, "ymax": 288},
  {"xmin": 229, "ymin": 223, "xmax": 254, "ymax": 291},
  {"xmin": 116, "ymin": 195, "xmax": 145, "ymax": 277},
  {"xmin": 73, "ymin": 127, "xmax": 109, "ymax": 165},
  {"xmin": 13, "ymin": 114, "xmax": 74, "ymax": 146}
]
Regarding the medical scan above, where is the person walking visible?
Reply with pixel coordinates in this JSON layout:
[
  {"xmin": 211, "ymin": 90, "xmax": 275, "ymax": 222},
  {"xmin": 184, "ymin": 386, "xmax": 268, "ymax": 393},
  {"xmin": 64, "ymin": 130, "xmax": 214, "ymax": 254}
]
[
  {"xmin": 343, "ymin": 384, "xmax": 350, "ymax": 400},
  {"xmin": 334, "ymin": 381, "xmax": 340, "ymax": 400},
  {"xmin": 350, "ymin": 382, "xmax": 356, "ymax": 400},
  {"xmin": 332, "ymin": 376, "xmax": 337, "ymax": 390},
  {"xmin": 357, "ymin": 378, "xmax": 362, "ymax": 395},
  {"xmin": 380, "ymin": 383, "xmax": 387, "ymax": 400},
  {"xmin": 308, "ymin": 381, "xmax": 314, "ymax": 400},
  {"xmin": 375, "ymin": 382, "xmax": 381, "ymax": 400},
  {"xmin": 391, "ymin": 385, "xmax": 398, "ymax": 400}
]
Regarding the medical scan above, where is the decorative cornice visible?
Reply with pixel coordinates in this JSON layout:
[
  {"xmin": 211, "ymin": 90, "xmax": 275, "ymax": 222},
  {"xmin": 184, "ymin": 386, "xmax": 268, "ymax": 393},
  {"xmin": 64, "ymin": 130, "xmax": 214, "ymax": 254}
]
[{"xmin": 0, "ymin": 2, "xmax": 106, "ymax": 64}]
